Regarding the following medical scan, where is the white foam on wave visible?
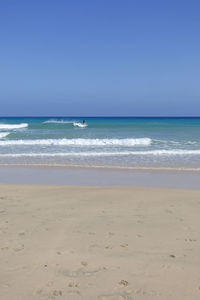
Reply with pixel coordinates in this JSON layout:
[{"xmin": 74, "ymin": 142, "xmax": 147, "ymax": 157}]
[
  {"xmin": 73, "ymin": 122, "xmax": 87, "ymax": 128},
  {"xmin": 128, "ymin": 150, "xmax": 200, "ymax": 156},
  {"xmin": 0, "ymin": 123, "xmax": 28, "ymax": 130},
  {"xmin": 0, "ymin": 138, "xmax": 151, "ymax": 146},
  {"xmin": 43, "ymin": 120, "xmax": 88, "ymax": 127},
  {"xmin": 43, "ymin": 120, "xmax": 75, "ymax": 124},
  {"xmin": 0, "ymin": 132, "xmax": 10, "ymax": 138},
  {"xmin": 154, "ymin": 139, "xmax": 199, "ymax": 146},
  {"xmin": 1, "ymin": 149, "xmax": 200, "ymax": 157}
]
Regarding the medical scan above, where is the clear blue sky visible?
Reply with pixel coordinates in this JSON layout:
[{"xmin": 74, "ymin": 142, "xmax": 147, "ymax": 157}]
[{"xmin": 0, "ymin": 0, "xmax": 200, "ymax": 116}]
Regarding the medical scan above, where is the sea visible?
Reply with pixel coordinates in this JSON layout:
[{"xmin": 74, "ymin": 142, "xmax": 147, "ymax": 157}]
[{"xmin": 0, "ymin": 117, "xmax": 200, "ymax": 170}]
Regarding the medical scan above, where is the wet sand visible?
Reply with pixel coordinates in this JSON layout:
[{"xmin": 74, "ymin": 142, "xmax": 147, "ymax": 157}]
[
  {"xmin": 1, "ymin": 165, "xmax": 200, "ymax": 188},
  {"xmin": 1, "ymin": 184, "xmax": 200, "ymax": 299}
]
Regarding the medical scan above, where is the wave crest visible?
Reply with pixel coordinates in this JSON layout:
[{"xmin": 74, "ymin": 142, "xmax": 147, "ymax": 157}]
[
  {"xmin": 43, "ymin": 120, "xmax": 74, "ymax": 124},
  {"xmin": 0, "ymin": 138, "xmax": 151, "ymax": 146},
  {"xmin": 0, "ymin": 132, "xmax": 10, "ymax": 138},
  {"xmin": 43, "ymin": 120, "xmax": 88, "ymax": 128},
  {"xmin": 0, "ymin": 123, "xmax": 28, "ymax": 130},
  {"xmin": 1, "ymin": 149, "xmax": 200, "ymax": 157}
]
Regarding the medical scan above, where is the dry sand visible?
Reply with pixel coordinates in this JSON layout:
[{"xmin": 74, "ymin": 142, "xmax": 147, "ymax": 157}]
[{"xmin": 0, "ymin": 184, "xmax": 200, "ymax": 299}]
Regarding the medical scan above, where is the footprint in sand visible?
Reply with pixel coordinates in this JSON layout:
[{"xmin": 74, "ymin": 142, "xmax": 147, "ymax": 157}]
[
  {"xmin": 118, "ymin": 280, "xmax": 129, "ymax": 287},
  {"xmin": 52, "ymin": 290, "xmax": 63, "ymax": 296},
  {"xmin": 68, "ymin": 282, "xmax": 79, "ymax": 288},
  {"xmin": 137, "ymin": 234, "xmax": 143, "ymax": 238},
  {"xmin": 37, "ymin": 288, "xmax": 63, "ymax": 298},
  {"xmin": 1, "ymin": 247, "xmax": 9, "ymax": 251},
  {"xmin": 134, "ymin": 288, "xmax": 160, "ymax": 296},
  {"xmin": 120, "ymin": 244, "xmax": 128, "ymax": 248},
  {"xmin": 18, "ymin": 231, "xmax": 25, "ymax": 236},
  {"xmin": 169, "ymin": 254, "xmax": 176, "ymax": 258},
  {"xmin": 105, "ymin": 245, "xmax": 113, "ymax": 250},
  {"xmin": 185, "ymin": 238, "xmax": 197, "ymax": 242},
  {"xmin": 14, "ymin": 244, "xmax": 24, "ymax": 252},
  {"xmin": 0, "ymin": 196, "xmax": 8, "ymax": 200},
  {"xmin": 59, "ymin": 266, "xmax": 105, "ymax": 278}
]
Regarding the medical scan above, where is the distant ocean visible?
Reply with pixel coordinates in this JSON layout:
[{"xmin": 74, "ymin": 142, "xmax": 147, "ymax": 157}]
[{"xmin": 0, "ymin": 117, "xmax": 200, "ymax": 170}]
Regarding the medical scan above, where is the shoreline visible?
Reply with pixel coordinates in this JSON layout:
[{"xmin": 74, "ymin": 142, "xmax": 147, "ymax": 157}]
[
  {"xmin": 1, "ymin": 162, "xmax": 200, "ymax": 172},
  {"xmin": 0, "ymin": 164, "xmax": 200, "ymax": 189}
]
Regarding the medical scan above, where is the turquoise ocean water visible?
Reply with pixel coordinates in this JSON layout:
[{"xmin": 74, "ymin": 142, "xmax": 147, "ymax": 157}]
[{"xmin": 0, "ymin": 117, "xmax": 200, "ymax": 169}]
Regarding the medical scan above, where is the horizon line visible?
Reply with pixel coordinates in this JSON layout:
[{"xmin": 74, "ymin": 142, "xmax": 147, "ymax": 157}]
[{"xmin": 1, "ymin": 116, "xmax": 200, "ymax": 118}]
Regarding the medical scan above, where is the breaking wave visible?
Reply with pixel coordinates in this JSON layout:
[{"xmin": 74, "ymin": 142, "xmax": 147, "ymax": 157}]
[
  {"xmin": 0, "ymin": 138, "xmax": 151, "ymax": 146},
  {"xmin": 1, "ymin": 149, "xmax": 200, "ymax": 157},
  {"xmin": 43, "ymin": 120, "xmax": 75, "ymax": 124},
  {"xmin": 0, "ymin": 123, "xmax": 28, "ymax": 130},
  {"xmin": 0, "ymin": 132, "xmax": 10, "ymax": 138},
  {"xmin": 43, "ymin": 120, "xmax": 88, "ymax": 128}
]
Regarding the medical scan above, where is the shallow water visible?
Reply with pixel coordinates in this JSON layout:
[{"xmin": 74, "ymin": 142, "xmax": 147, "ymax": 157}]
[{"xmin": 0, "ymin": 117, "xmax": 200, "ymax": 169}]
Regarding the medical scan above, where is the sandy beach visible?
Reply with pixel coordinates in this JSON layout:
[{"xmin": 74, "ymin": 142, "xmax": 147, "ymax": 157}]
[
  {"xmin": 1, "ymin": 184, "xmax": 200, "ymax": 299},
  {"xmin": 1, "ymin": 0, "xmax": 200, "ymax": 298}
]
